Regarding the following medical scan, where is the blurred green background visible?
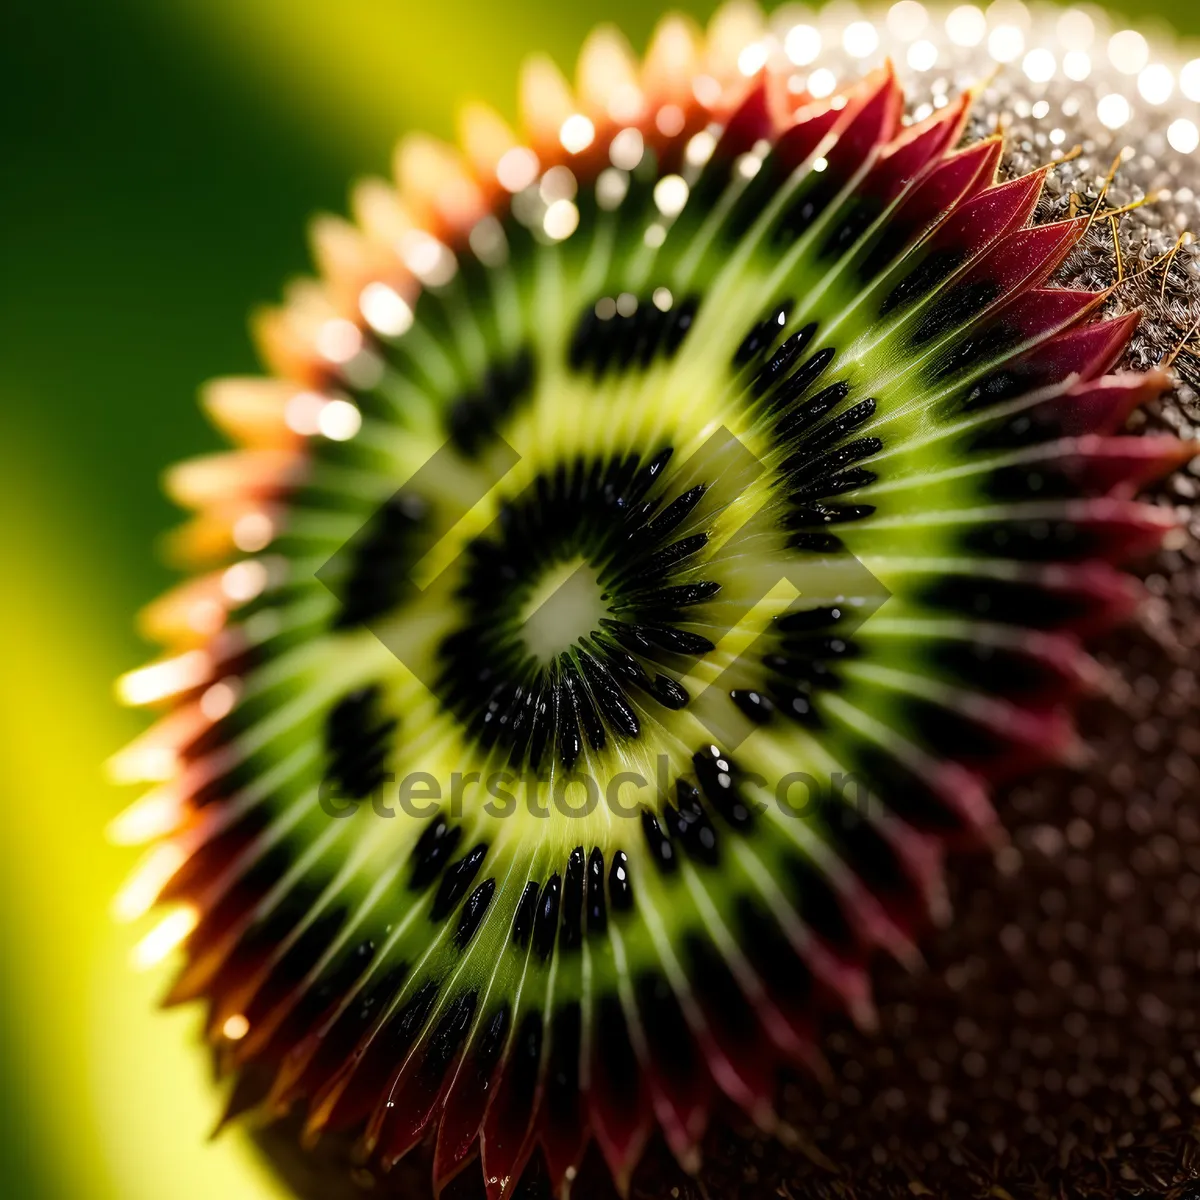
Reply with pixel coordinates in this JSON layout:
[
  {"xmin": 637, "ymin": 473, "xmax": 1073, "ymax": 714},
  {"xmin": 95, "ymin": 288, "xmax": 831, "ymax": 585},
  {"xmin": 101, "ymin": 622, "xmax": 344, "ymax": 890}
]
[{"xmin": 0, "ymin": 0, "xmax": 1195, "ymax": 1195}]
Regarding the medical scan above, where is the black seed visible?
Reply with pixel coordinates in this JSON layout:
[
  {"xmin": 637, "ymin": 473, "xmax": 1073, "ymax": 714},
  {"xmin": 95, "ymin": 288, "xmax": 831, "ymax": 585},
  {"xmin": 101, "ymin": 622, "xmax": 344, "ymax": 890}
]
[
  {"xmin": 408, "ymin": 815, "xmax": 464, "ymax": 892},
  {"xmin": 586, "ymin": 848, "xmax": 607, "ymax": 935},
  {"xmin": 650, "ymin": 674, "xmax": 689, "ymax": 709},
  {"xmin": 767, "ymin": 346, "xmax": 835, "ymax": 412},
  {"xmin": 561, "ymin": 847, "xmax": 585, "ymax": 953},
  {"xmin": 382, "ymin": 979, "xmax": 440, "ymax": 1057},
  {"xmin": 325, "ymin": 686, "xmax": 397, "ymax": 800},
  {"xmin": 608, "ymin": 850, "xmax": 633, "ymax": 911},
  {"xmin": 782, "ymin": 501, "xmax": 876, "ymax": 528},
  {"xmin": 734, "ymin": 300, "xmax": 792, "ymax": 366},
  {"xmin": 454, "ymin": 878, "xmax": 495, "ymax": 948},
  {"xmin": 730, "ymin": 689, "xmax": 775, "ymax": 724},
  {"xmin": 825, "ymin": 801, "xmax": 906, "ymax": 893},
  {"xmin": 772, "ymin": 687, "xmax": 823, "ymax": 728},
  {"xmin": 754, "ymin": 322, "xmax": 817, "ymax": 396},
  {"xmin": 784, "ymin": 435, "xmax": 882, "ymax": 481},
  {"xmin": 964, "ymin": 518, "xmax": 1098, "ymax": 561},
  {"xmin": 634, "ymin": 624, "xmax": 714, "ymax": 656},
  {"xmin": 911, "ymin": 279, "xmax": 1001, "ymax": 346},
  {"xmin": 624, "ymin": 532, "xmax": 708, "ymax": 584},
  {"xmin": 421, "ymin": 990, "xmax": 478, "ymax": 1082},
  {"xmin": 692, "ymin": 745, "xmax": 755, "ymax": 829},
  {"xmin": 533, "ymin": 874, "xmax": 561, "ymax": 961},
  {"xmin": 880, "ymin": 247, "xmax": 966, "ymax": 315},
  {"xmin": 917, "ymin": 573, "xmax": 1090, "ymax": 628},
  {"xmin": 789, "ymin": 466, "xmax": 877, "ymax": 500},
  {"xmin": 668, "ymin": 779, "xmax": 719, "ymax": 866},
  {"xmin": 627, "ymin": 580, "xmax": 720, "ymax": 609},
  {"xmin": 430, "ymin": 843, "xmax": 487, "ymax": 921},
  {"xmin": 644, "ymin": 484, "xmax": 707, "ymax": 540},
  {"xmin": 641, "ymin": 809, "xmax": 677, "ymax": 874},
  {"xmin": 577, "ymin": 652, "xmax": 641, "ymax": 739},
  {"xmin": 776, "ymin": 380, "xmax": 850, "ymax": 440},
  {"xmin": 564, "ymin": 662, "xmax": 605, "ymax": 753},
  {"xmin": 473, "ymin": 1002, "xmax": 512, "ymax": 1086},
  {"xmin": 775, "ymin": 605, "xmax": 845, "ymax": 634},
  {"xmin": 511, "ymin": 881, "xmax": 539, "ymax": 949},
  {"xmin": 555, "ymin": 678, "xmax": 583, "ymax": 770},
  {"xmin": 334, "ymin": 494, "xmax": 426, "ymax": 629}
]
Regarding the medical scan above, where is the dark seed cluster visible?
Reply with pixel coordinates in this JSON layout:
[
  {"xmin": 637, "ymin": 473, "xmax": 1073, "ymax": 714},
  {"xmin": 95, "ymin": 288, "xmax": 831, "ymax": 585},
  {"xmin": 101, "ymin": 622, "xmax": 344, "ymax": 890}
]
[
  {"xmin": 435, "ymin": 450, "xmax": 725, "ymax": 769},
  {"xmin": 568, "ymin": 292, "xmax": 699, "ymax": 376}
]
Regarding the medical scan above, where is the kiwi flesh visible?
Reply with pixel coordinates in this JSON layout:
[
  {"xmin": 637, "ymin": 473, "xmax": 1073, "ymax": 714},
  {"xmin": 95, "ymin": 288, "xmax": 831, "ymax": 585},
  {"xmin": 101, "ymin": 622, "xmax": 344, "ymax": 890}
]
[{"xmin": 113, "ymin": 17, "xmax": 1195, "ymax": 1200}]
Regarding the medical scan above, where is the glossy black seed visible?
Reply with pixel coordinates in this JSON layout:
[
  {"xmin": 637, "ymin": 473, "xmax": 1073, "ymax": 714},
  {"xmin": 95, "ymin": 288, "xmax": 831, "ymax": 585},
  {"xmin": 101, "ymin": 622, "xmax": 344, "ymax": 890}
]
[
  {"xmin": 931, "ymin": 321, "xmax": 1021, "ymax": 383},
  {"xmin": 577, "ymin": 652, "xmax": 641, "ymax": 740},
  {"xmin": 511, "ymin": 881, "xmax": 539, "ymax": 949},
  {"xmin": 334, "ymin": 494, "xmax": 426, "ymax": 629},
  {"xmin": 563, "ymin": 663, "xmax": 605, "ymax": 753},
  {"xmin": 766, "ymin": 346, "xmax": 835, "ymax": 412},
  {"xmin": 430, "ymin": 843, "xmax": 487, "ymax": 921},
  {"xmin": 325, "ymin": 686, "xmax": 397, "ymax": 800},
  {"xmin": 473, "ymin": 1002, "xmax": 512, "ymax": 1086},
  {"xmin": 650, "ymin": 674, "xmax": 689, "ymax": 709},
  {"xmin": 382, "ymin": 979, "xmax": 440, "ymax": 1057},
  {"xmin": 554, "ymin": 678, "xmax": 583, "ymax": 770},
  {"xmin": 599, "ymin": 645, "xmax": 652, "ymax": 689},
  {"xmin": 771, "ymin": 686, "xmax": 823, "ymax": 729},
  {"xmin": 533, "ymin": 874, "xmax": 561, "ymax": 961},
  {"xmin": 633, "ymin": 624, "xmax": 714, "ymax": 656},
  {"xmin": 560, "ymin": 847, "xmax": 585, "ymax": 953},
  {"xmin": 730, "ymin": 688, "xmax": 775, "ymax": 724},
  {"xmin": 734, "ymin": 300, "xmax": 792, "ymax": 366},
  {"xmin": 789, "ymin": 466, "xmax": 877, "ymax": 500},
  {"xmin": 454, "ymin": 878, "xmax": 496, "ymax": 948},
  {"xmin": 753, "ymin": 322, "xmax": 817, "ymax": 396},
  {"xmin": 586, "ymin": 848, "xmax": 607, "ymax": 935},
  {"xmin": 623, "ymin": 532, "xmax": 708, "ymax": 584},
  {"xmin": 634, "ymin": 971, "xmax": 696, "ymax": 1083},
  {"xmin": 784, "ymin": 436, "xmax": 882, "ymax": 481},
  {"xmin": 880, "ymin": 247, "xmax": 967, "ymax": 315},
  {"xmin": 775, "ymin": 605, "xmax": 845, "ymax": 634},
  {"xmin": 408, "ymin": 815, "xmax": 464, "ymax": 892},
  {"xmin": 627, "ymin": 580, "xmax": 720, "ymax": 609},
  {"xmin": 641, "ymin": 809, "xmax": 677, "ymax": 874},
  {"xmin": 668, "ymin": 779, "xmax": 719, "ymax": 866},
  {"xmin": 421, "ymin": 990, "xmax": 478, "ymax": 1082},
  {"xmin": 782, "ymin": 501, "xmax": 876, "ymax": 528},
  {"xmin": 776, "ymin": 381, "xmax": 850, "ymax": 440},
  {"xmin": 911, "ymin": 279, "xmax": 1001, "ymax": 346},
  {"xmin": 608, "ymin": 850, "xmax": 633, "ymax": 911},
  {"xmin": 644, "ymin": 484, "xmax": 706, "ymax": 541},
  {"xmin": 692, "ymin": 745, "xmax": 755, "ymax": 829}
]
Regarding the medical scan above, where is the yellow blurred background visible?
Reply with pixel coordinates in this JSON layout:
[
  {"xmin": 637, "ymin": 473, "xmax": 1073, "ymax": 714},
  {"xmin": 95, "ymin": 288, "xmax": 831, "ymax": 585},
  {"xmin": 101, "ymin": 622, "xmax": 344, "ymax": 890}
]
[{"xmin": 0, "ymin": 0, "xmax": 1195, "ymax": 1195}]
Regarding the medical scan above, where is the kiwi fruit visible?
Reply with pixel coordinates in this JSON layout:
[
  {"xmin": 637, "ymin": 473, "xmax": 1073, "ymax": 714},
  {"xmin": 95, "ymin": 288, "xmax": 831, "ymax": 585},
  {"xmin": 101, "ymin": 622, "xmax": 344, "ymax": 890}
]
[{"xmin": 113, "ymin": 6, "xmax": 1200, "ymax": 1199}]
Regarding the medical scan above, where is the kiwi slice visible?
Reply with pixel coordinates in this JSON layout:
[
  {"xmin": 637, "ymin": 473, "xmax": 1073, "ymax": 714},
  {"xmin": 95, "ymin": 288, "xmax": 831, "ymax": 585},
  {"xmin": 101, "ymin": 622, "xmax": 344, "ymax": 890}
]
[{"xmin": 114, "ymin": 15, "xmax": 1193, "ymax": 1200}]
